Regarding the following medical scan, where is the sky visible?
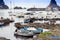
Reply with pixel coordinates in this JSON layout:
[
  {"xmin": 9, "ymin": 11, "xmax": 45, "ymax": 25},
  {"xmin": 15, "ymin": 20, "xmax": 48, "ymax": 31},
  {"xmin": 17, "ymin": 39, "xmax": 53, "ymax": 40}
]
[{"xmin": 4, "ymin": 0, "xmax": 60, "ymax": 8}]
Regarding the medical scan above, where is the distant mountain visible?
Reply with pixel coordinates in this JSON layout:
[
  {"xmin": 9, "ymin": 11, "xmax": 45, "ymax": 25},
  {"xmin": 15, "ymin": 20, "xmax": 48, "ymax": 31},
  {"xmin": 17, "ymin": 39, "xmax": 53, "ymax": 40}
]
[
  {"xmin": 27, "ymin": 8, "xmax": 46, "ymax": 11},
  {"xmin": 14, "ymin": 6, "xmax": 22, "ymax": 9},
  {"xmin": 0, "ymin": 0, "xmax": 4, "ymax": 5},
  {"xmin": 14, "ymin": 6, "xmax": 26, "ymax": 9},
  {"xmin": 0, "ymin": 0, "xmax": 9, "ymax": 9},
  {"xmin": 47, "ymin": 0, "xmax": 60, "ymax": 11},
  {"xmin": 50, "ymin": 0, "xmax": 57, "ymax": 5}
]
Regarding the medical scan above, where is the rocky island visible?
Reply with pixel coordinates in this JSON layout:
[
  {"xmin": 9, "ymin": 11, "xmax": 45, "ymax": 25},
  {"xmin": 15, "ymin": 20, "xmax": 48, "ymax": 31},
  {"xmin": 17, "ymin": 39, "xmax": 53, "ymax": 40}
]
[
  {"xmin": 14, "ymin": 6, "xmax": 22, "ymax": 9},
  {"xmin": 14, "ymin": 6, "xmax": 26, "ymax": 9},
  {"xmin": 0, "ymin": 0, "xmax": 9, "ymax": 9},
  {"xmin": 47, "ymin": 0, "xmax": 60, "ymax": 11}
]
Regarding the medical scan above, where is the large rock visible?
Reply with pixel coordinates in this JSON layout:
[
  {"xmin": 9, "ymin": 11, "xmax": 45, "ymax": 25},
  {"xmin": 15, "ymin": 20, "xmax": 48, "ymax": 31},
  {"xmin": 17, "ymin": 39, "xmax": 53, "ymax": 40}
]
[
  {"xmin": 0, "ymin": 0, "xmax": 4, "ymax": 5},
  {"xmin": 0, "ymin": 0, "xmax": 9, "ymax": 9},
  {"xmin": 14, "ymin": 6, "xmax": 22, "ymax": 9},
  {"xmin": 47, "ymin": 0, "xmax": 60, "ymax": 11},
  {"xmin": 14, "ymin": 6, "xmax": 26, "ymax": 9},
  {"xmin": 48, "ymin": 0, "xmax": 60, "ymax": 7},
  {"xmin": 50, "ymin": 0, "xmax": 57, "ymax": 5}
]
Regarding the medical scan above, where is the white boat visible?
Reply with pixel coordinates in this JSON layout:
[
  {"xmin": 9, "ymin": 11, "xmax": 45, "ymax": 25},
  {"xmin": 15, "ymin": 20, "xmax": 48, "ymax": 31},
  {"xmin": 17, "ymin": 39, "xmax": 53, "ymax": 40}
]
[
  {"xmin": 14, "ymin": 26, "xmax": 43, "ymax": 37},
  {"xmin": 14, "ymin": 29, "xmax": 34, "ymax": 37},
  {"xmin": 0, "ymin": 22, "xmax": 4, "ymax": 26}
]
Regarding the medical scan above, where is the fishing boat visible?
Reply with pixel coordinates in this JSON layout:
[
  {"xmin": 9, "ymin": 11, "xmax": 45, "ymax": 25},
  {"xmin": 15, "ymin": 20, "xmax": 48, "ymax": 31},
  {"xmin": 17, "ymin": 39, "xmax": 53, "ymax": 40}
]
[
  {"xmin": 17, "ymin": 16, "xmax": 24, "ymax": 18},
  {"xmin": 14, "ymin": 29, "xmax": 34, "ymax": 37},
  {"xmin": 14, "ymin": 26, "xmax": 43, "ymax": 37},
  {"xmin": 16, "ymin": 12, "xmax": 24, "ymax": 18}
]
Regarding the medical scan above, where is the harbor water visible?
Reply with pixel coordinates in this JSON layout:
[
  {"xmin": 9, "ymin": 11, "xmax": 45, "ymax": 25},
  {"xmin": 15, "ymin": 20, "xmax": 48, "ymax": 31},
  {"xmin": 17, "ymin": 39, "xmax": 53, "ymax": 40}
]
[
  {"xmin": 0, "ymin": 9, "xmax": 33, "ymax": 40},
  {"xmin": 0, "ymin": 9, "xmax": 60, "ymax": 40}
]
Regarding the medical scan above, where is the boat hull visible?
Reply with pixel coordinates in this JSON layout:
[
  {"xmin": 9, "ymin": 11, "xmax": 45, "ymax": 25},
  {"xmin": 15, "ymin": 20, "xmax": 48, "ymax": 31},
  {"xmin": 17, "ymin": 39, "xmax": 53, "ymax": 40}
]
[{"xmin": 14, "ymin": 32, "xmax": 34, "ymax": 37}]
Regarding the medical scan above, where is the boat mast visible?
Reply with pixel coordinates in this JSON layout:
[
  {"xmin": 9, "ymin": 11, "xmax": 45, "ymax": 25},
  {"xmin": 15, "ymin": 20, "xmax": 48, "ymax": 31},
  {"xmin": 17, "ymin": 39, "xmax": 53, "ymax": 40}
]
[{"xmin": 10, "ymin": 1, "xmax": 12, "ymax": 10}]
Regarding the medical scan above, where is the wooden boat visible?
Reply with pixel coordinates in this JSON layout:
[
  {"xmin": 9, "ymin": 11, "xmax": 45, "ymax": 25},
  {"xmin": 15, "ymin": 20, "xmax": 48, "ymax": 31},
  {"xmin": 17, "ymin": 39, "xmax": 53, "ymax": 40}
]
[{"xmin": 15, "ymin": 22, "xmax": 22, "ymax": 29}]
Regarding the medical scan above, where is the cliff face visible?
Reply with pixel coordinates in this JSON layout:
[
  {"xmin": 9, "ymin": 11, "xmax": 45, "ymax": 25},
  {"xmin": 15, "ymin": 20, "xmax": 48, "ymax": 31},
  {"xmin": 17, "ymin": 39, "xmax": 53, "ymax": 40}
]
[
  {"xmin": 48, "ymin": 0, "xmax": 60, "ymax": 9},
  {"xmin": 0, "ymin": 0, "xmax": 5, "ymax": 5},
  {"xmin": 50, "ymin": 0, "xmax": 57, "ymax": 5},
  {"xmin": 14, "ymin": 6, "xmax": 22, "ymax": 9},
  {"xmin": 0, "ymin": 0, "xmax": 9, "ymax": 9}
]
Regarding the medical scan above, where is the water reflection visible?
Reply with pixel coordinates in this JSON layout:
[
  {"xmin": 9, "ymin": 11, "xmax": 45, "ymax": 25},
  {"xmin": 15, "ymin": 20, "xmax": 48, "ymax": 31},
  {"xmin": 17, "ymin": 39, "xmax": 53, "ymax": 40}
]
[
  {"xmin": 14, "ymin": 35, "xmax": 33, "ymax": 40},
  {"xmin": 0, "ymin": 10, "xmax": 60, "ymax": 40},
  {"xmin": 0, "ymin": 10, "xmax": 32, "ymax": 40},
  {"xmin": 0, "ymin": 23, "xmax": 16, "ymax": 40},
  {"xmin": 0, "ymin": 22, "xmax": 33, "ymax": 40}
]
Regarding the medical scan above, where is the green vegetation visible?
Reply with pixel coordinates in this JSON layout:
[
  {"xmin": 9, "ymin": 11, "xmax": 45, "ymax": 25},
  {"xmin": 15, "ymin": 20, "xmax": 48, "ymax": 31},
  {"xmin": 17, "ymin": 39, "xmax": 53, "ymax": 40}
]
[{"xmin": 38, "ymin": 32, "xmax": 52, "ymax": 38}]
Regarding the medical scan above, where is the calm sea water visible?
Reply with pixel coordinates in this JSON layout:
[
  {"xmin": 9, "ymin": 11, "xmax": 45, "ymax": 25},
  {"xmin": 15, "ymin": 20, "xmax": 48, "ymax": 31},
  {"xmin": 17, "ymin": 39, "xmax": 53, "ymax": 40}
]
[
  {"xmin": 0, "ymin": 9, "xmax": 33, "ymax": 40},
  {"xmin": 0, "ymin": 9, "xmax": 60, "ymax": 40}
]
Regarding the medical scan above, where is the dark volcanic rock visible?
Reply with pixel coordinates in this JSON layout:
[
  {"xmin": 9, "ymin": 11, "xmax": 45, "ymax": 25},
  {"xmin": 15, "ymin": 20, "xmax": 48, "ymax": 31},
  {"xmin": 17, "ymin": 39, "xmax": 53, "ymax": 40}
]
[
  {"xmin": 0, "ymin": 0, "xmax": 4, "ymax": 5},
  {"xmin": 47, "ymin": 0, "xmax": 60, "ymax": 11},
  {"xmin": 50, "ymin": 0, "xmax": 57, "ymax": 5},
  {"xmin": 14, "ymin": 6, "xmax": 22, "ymax": 9},
  {"xmin": 0, "ymin": 0, "xmax": 9, "ymax": 9},
  {"xmin": 14, "ymin": 6, "xmax": 26, "ymax": 9},
  {"xmin": 49, "ymin": 0, "xmax": 59, "ymax": 8}
]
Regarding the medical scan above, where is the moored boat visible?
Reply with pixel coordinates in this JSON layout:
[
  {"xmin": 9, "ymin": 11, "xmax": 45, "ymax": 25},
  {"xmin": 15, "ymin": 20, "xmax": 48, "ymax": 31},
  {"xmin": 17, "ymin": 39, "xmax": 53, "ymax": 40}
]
[
  {"xmin": 14, "ymin": 26, "xmax": 43, "ymax": 37},
  {"xmin": 0, "ymin": 22, "xmax": 4, "ymax": 26},
  {"xmin": 9, "ymin": 17, "xmax": 14, "ymax": 22},
  {"xmin": 14, "ymin": 29, "xmax": 34, "ymax": 37}
]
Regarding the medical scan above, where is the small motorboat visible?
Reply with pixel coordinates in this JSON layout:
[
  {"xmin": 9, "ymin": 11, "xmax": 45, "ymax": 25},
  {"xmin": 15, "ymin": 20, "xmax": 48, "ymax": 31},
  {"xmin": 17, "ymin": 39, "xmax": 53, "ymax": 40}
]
[
  {"xmin": 9, "ymin": 17, "xmax": 14, "ymax": 22},
  {"xmin": 24, "ymin": 19, "xmax": 30, "ymax": 23},
  {"xmin": 14, "ymin": 29, "xmax": 34, "ymax": 37},
  {"xmin": 20, "ymin": 26, "xmax": 43, "ymax": 33},
  {"xmin": 10, "ymin": 19, "xmax": 14, "ymax": 22},
  {"xmin": 17, "ymin": 16, "xmax": 24, "ymax": 18},
  {"xmin": 14, "ymin": 26, "xmax": 43, "ymax": 37},
  {"xmin": 0, "ymin": 22, "xmax": 4, "ymax": 26}
]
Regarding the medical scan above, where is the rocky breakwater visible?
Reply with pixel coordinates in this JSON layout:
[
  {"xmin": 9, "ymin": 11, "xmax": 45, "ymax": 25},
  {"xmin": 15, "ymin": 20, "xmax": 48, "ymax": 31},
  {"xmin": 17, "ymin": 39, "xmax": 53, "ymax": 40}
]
[{"xmin": 0, "ymin": 17, "xmax": 14, "ymax": 26}]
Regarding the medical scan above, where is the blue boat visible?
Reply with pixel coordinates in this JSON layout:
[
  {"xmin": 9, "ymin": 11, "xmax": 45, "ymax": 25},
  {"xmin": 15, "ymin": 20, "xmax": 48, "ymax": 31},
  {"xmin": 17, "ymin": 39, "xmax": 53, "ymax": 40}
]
[
  {"xmin": 14, "ymin": 28, "xmax": 34, "ymax": 37},
  {"xmin": 25, "ymin": 27, "xmax": 43, "ymax": 34},
  {"xmin": 15, "ymin": 26, "xmax": 43, "ymax": 36},
  {"xmin": 29, "ymin": 28, "xmax": 43, "ymax": 34},
  {"xmin": 24, "ymin": 19, "xmax": 30, "ymax": 23}
]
